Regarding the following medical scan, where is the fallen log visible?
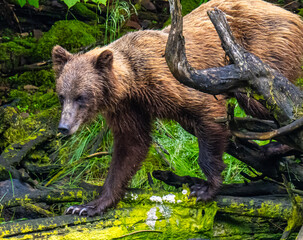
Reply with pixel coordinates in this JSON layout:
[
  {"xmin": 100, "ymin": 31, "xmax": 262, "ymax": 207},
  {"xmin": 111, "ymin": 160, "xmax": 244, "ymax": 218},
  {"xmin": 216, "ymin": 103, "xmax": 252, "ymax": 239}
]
[
  {"xmin": 0, "ymin": 131, "xmax": 54, "ymax": 182},
  {"xmin": 0, "ymin": 187, "xmax": 300, "ymax": 239}
]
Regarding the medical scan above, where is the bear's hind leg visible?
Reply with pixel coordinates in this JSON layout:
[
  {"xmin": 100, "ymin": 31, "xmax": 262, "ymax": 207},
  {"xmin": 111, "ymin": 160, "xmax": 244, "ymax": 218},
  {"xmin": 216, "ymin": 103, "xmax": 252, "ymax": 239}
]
[{"xmin": 190, "ymin": 136, "xmax": 226, "ymax": 202}]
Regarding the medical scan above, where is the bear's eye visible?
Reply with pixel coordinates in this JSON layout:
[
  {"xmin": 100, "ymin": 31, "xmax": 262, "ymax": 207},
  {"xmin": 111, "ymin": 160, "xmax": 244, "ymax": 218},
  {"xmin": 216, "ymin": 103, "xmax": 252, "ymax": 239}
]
[
  {"xmin": 58, "ymin": 95, "xmax": 64, "ymax": 104},
  {"xmin": 75, "ymin": 95, "xmax": 85, "ymax": 104}
]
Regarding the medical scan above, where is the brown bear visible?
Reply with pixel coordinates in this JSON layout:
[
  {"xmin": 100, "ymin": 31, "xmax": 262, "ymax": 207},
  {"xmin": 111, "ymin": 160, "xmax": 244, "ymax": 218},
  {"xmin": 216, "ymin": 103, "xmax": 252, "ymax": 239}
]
[{"xmin": 52, "ymin": 0, "xmax": 303, "ymax": 216}]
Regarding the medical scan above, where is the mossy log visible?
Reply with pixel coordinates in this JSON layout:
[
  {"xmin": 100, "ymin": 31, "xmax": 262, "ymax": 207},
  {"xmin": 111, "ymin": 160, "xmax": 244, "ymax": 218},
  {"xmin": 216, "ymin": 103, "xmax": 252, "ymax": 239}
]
[
  {"xmin": 0, "ymin": 186, "xmax": 301, "ymax": 240},
  {"xmin": 0, "ymin": 131, "xmax": 54, "ymax": 182}
]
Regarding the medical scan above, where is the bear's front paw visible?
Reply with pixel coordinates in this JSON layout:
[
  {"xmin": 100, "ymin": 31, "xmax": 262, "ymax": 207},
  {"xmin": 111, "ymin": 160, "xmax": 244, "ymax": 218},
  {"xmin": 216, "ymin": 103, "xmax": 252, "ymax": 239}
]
[
  {"xmin": 189, "ymin": 182, "xmax": 215, "ymax": 202},
  {"xmin": 65, "ymin": 198, "xmax": 112, "ymax": 217}
]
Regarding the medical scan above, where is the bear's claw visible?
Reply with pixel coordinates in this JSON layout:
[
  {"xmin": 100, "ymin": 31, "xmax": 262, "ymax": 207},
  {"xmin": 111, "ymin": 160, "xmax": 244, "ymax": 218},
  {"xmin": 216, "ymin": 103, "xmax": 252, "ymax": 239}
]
[
  {"xmin": 64, "ymin": 199, "xmax": 110, "ymax": 217},
  {"xmin": 65, "ymin": 205, "xmax": 94, "ymax": 216},
  {"xmin": 189, "ymin": 182, "xmax": 212, "ymax": 202}
]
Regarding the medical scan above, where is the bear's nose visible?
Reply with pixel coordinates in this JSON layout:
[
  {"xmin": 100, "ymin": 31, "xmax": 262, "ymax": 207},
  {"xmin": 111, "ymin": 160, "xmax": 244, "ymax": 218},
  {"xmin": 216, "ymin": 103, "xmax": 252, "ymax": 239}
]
[{"xmin": 58, "ymin": 123, "xmax": 70, "ymax": 135}]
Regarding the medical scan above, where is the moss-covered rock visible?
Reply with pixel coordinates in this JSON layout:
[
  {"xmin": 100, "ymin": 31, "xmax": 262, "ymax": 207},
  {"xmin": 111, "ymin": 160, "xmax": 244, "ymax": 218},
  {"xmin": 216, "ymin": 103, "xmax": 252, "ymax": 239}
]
[
  {"xmin": 0, "ymin": 106, "xmax": 59, "ymax": 150},
  {"xmin": 34, "ymin": 20, "xmax": 102, "ymax": 60},
  {"xmin": 14, "ymin": 70, "xmax": 55, "ymax": 89},
  {"xmin": 71, "ymin": 3, "xmax": 99, "ymax": 21},
  {"xmin": 8, "ymin": 89, "xmax": 59, "ymax": 114},
  {"xmin": 0, "ymin": 37, "xmax": 37, "ymax": 71}
]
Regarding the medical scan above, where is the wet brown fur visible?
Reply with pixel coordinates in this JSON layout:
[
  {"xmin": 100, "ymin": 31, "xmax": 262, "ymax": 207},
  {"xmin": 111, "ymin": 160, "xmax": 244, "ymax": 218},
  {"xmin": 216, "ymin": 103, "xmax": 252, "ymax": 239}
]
[{"xmin": 53, "ymin": 0, "xmax": 303, "ymax": 216}]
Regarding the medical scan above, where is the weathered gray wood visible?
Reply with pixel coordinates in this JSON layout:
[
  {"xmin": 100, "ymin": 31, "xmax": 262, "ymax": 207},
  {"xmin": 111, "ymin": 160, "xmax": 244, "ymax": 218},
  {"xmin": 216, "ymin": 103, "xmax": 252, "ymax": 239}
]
[{"xmin": 165, "ymin": 0, "xmax": 303, "ymax": 151}]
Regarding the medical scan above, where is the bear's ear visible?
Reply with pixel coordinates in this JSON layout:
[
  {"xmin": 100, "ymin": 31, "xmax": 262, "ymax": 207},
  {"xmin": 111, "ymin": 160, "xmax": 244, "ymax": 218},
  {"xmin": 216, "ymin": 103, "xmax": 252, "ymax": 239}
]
[
  {"xmin": 95, "ymin": 50, "xmax": 113, "ymax": 71},
  {"xmin": 52, "ymin": 45, "xmax": 72, "ymax": 76}
]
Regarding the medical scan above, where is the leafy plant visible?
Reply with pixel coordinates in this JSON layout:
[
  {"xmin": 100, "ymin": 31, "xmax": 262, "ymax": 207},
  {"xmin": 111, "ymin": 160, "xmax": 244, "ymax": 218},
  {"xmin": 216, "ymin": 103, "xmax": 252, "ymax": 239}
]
[
  {"xmin": 104, "ymin": 0, "xmax": 137, "ymax": 44},
  {"xmin": 18, "ymin": 0, "xmax": 39, "ymax": 8},
  {"xmin": 199, "ymin": 0, "xmax": 209, "ymax": 4},
  {"xmin": 18, "ymin": 0, "xmax": 107, "ymax": 9}
]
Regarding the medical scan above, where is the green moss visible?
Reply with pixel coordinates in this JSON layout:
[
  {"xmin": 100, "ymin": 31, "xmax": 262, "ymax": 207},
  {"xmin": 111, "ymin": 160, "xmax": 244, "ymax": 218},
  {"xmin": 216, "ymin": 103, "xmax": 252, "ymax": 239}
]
[
  {"xmin": 0, "ymin": 106, "xmax": 59, "ymax": 151},
  {"xmin": 217, "ymin": 198, "xmax": 291, "ymax": 220},
  {"xmin": 9, "ymin": 88, "xmax": 59, "ymax": 113},
  {"xmin": 0, "ymin": 37, "xmax": 37, "ymax": 63},
  {"xmin": 35, "ymin": 20, "xmax": 102, "ymax": 60},
  {"xmin": 283, "ymin": 196, "xmax": 303, "ymax": 236},
  {"xmin": 71, "ymin": 3, "xmax": 98, "ymax": 20},
  {"xmin": 181, "ymin": 0, "xmax": 203, "ymax": 16},
  {"xmin": 163, "ymin": 0, "xmax": 205, "ymax": 27},
  {"xmin": 14, "ymin": 70, "xmax": 55, "ymax": 89},
  {"xmin": 28, "ymin": 150, "xmax": 50, "ymax": 164}
]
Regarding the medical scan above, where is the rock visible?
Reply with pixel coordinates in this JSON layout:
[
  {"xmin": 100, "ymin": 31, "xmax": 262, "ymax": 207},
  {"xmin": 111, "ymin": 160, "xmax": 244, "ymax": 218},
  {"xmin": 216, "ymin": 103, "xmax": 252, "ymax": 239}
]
[
  {"xmin": 141, "ymin": 0, "xmax": 156, "ymax": 11},
  {"xmin": 20, "ymin": 112, "xmax": 30, "ymax": 118},
  {"xmin": 24, "ymin": 84, "xmax": 39, "ymax": 91},
  {"xmin": 33, "ymin": 29, "xmax": 43, "ymax": 40}
]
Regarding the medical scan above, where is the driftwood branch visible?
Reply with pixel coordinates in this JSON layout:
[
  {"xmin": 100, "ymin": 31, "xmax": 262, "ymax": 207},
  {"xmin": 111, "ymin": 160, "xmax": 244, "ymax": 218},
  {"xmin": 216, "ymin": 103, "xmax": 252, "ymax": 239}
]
[
  {"xmin": 165, "ymin": 0, "xmax": 246, "ymax": 95},
  {"xmin": 230, "ymin": 117, "xmax": 303, "ymax": 140},
  {"xmin": 165, "ymin": 0, "xmax": 303, "ymax": 152},
  {"xmin": 152, "ymin": 170, "xmax": 289, "ymax": 196},
  {"xmin": 226, "ymin": 139, "xmax": 303, "ymax": 188}
]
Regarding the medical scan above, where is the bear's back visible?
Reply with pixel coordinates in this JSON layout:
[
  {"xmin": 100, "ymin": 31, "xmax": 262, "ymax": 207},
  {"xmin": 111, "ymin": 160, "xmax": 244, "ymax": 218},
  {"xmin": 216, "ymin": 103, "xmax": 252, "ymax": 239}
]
[{"xmin": 163, "ymin": 0, "xmax": 303, "ymax": 82}]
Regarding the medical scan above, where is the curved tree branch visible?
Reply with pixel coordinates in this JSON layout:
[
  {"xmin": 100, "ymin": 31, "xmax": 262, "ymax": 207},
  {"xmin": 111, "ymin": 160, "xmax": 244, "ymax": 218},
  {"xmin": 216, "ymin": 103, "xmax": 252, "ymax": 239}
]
[
  {"xmin": 165, "ymin": 0, "xmax": 247, "ymax": 95},
  {"xmin": 165, "ymin": 0, "xmax": 303, "ymax": 151}
]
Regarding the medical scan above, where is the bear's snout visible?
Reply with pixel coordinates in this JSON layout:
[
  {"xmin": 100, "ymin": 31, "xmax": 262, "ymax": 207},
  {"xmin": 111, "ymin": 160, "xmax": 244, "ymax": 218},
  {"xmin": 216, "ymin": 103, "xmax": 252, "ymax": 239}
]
[{"xmin": 58, "ymin": 122, "xmax": 70, "ymax": 135}]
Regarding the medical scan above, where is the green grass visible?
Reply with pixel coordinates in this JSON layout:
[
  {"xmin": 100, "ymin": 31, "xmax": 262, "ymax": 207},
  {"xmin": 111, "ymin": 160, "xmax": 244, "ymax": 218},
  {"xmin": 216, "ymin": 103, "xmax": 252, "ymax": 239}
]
[
  {"xmin": 52, "ymin": 99, "xmax": 256, "ymax": 189},
  {"xmin": 104, "ymin": 0, "xmax": 137, "ymax": 44},
  {"xmin": 52, "ymin": 119, "xmax": 250, "ymax": 189},
  {"xmin": 49, "ymin": 115, "xmax": 112, "ymax": 186}
]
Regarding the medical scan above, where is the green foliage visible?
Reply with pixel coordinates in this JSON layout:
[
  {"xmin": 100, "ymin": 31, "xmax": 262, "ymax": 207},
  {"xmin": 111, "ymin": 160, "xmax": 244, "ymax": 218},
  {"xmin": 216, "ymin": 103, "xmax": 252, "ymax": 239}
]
[
  {"xmin": 104, "ymin": 0, "xmax": 136, "ymax": 44},
  {"xmin": 163, "ymin": 0, "xmax": 208, "ymax": 27},
  {"xmin": 18, "ymin": 0, "xmax": 38, "ymax": 8},
  {"xmin": 11, "ymin": 70, "xmax": 55, "ymax": 89},
  {"xmin": 9, "ymin": 89, "xmax": 59, "ymax": 114},
  {"xmin": 0, "ymin": 106, "xmax": 59, "ymax": 150},
  {"xmin": 0, "ymin": 37, "xmax": 37, "ymax": 71},
  {"xmin": 17, "ymin": 0, "xmax": 107, "ymax": 10},
  {"xmin": 35, "ymin": 20, "xmax": 101, "ymax": 60},
  {"xmin": 222, "ymin": 153, "xmax": 251, "ymax": 183},
  {"xmin": 227, "ymin": 97, "xmax": 247, "ymax": 118},
  {"xmin": 64, "ymin": 0, "xmax": 80, "ymax": 9},
  {"xmin": 55, "ymin": 116, "xmax": 251, "ymax": 189},
  {"xmin": 64, "ymin": 0, "xmax": 107, "ymax": 9},
  {"xmin": 181, "ymin": 0, "xmax": 207, "ymax": 16},
  {"xmin": 152, "ymin": 121, "xmax": 201, "ymax": 178},
  {"xmin": 296, "ymin": 77, "xmax": 303, "ymax": 88}
]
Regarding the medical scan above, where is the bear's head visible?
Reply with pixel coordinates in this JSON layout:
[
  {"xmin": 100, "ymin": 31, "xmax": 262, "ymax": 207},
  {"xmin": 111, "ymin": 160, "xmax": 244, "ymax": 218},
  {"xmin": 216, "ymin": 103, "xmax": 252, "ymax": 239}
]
[{"xmin": 52, "ymin": 45, "xmax": 114, "ymax": 135}]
